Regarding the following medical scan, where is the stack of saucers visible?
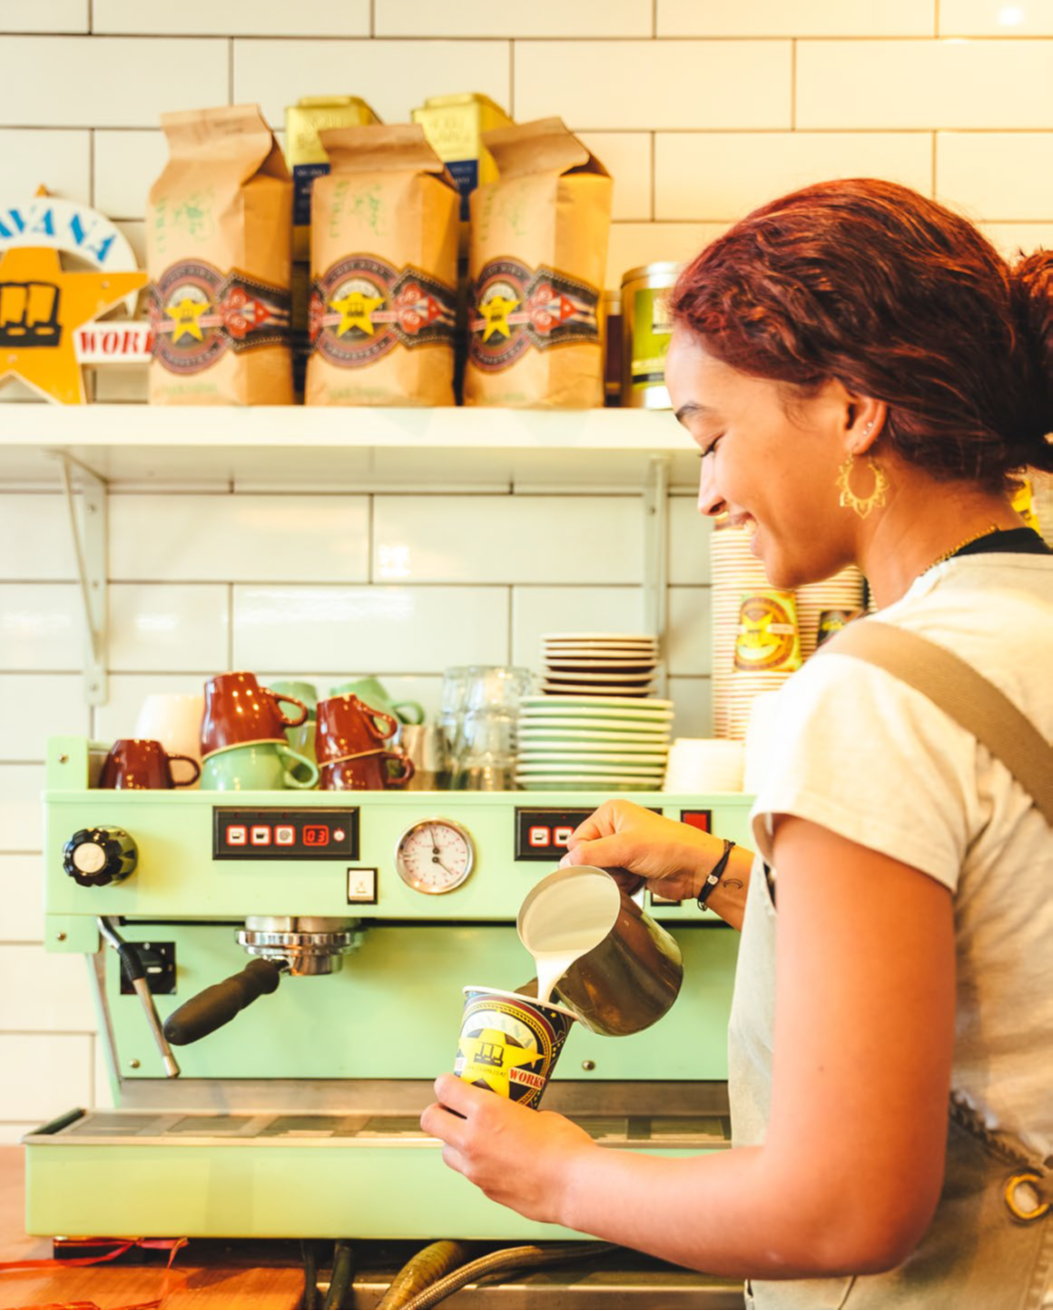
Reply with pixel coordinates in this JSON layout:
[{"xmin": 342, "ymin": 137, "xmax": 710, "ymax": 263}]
[
  {"xmin": 516, "ymin": 695, "xmax": 673, "ymax": 791},
  {"xmin": 540, "ymin": 632, "xmax": 659, "ymax": 698}
]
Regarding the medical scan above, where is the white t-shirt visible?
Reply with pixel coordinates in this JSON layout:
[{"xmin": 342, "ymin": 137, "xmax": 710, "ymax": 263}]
[{"xmin": 749, "ymin": 551, "xmax": 1053, "ymax": 1158}]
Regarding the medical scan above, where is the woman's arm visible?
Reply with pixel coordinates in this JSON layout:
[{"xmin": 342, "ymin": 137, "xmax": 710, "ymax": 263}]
[
  {"xmin": 560, "ymin": 800, "xmax": 753, "ymax": 931},
  {"xmin": 424, "ymin": 815, "xmax": 956, "ymax": 1277}
]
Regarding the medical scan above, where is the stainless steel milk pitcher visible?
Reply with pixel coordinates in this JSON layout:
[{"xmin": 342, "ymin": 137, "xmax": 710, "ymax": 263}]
[{"xmin": 517, "ymin": 865, "xmax": 683, "ymax": 1036}]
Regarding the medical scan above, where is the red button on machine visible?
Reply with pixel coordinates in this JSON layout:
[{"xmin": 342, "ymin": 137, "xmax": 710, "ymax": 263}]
[
  {"xmin": 528, "ymin": 826, "xmax": 551, "ymax": 848},
  {"xmin": 226, "ymin": 825, "xmax": 247, "ymax": 846},
  {"xmin": 553, "ymin": 826, "xmax": 574, "ymax": 847},
  {"xmin": 275, "ymin": 826, "xmax": 295, "ymax": 846},
  {"xmin": 251, "ymin": 826, "xmax": 272, "ymax": 845},
  {"xmin": 680, "ymin": 810, "xmax": 712, "ymax": 833}
]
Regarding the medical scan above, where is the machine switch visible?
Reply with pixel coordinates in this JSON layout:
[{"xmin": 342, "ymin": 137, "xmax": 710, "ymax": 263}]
[{"xmin": 63, "ymin": 827, "xmax": 138, "ymax": 888}]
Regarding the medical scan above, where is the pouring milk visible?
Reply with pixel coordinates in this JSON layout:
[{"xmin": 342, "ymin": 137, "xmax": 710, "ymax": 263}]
[{"xmin": 519, "ymin": 869, "xmax": 620, "ymax": 1004}]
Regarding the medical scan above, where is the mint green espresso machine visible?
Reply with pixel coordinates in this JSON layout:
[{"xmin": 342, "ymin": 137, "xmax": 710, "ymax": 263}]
[{"xmin": 25, "ymin": 736, "xmax": 753, "ymax": 1244}]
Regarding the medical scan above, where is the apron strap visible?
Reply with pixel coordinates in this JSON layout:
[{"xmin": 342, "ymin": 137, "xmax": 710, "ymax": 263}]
[{"xmin": 819, "ymin": 621, "xmax": 1053, "ymax": 826}]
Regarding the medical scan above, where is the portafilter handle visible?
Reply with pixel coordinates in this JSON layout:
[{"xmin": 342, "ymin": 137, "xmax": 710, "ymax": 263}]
[
  {"xmin": 162, "ymin": 958, "xmax": 284, "ymax": 1047},
  {"xmin": 97, "ymin": 917, "xmax": 180, "ymax": 1078}
]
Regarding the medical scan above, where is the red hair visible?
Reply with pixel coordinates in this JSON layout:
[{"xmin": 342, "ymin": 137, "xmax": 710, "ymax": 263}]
[{"xmin": 670, "ymin": 178, "xmax": 1053, "ymax": 491}]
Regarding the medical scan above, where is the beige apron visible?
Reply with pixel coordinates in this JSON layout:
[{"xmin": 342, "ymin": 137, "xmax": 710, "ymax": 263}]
[{"xmin": 730, "ymin": 854, "xmax": 1053, "ymax": 1310}]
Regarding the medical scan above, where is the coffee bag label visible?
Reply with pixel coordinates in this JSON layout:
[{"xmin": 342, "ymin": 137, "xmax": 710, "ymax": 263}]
[
  {"xmin": 308, "ymin": 255, "xmax": 455, "ymax": 368},
  {"xmin": 468, "ymin": 258, "xmax": 600, "ymax": 373},
  {"xmin": 734, "ymin": 590, "xmax": 803, "ymax": 672},
  {"xmin": 147, "ymin": 260, "xmax": 291, "ymax": 375}
]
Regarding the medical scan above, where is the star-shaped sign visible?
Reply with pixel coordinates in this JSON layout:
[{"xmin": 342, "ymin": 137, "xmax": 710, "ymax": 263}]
[
  {"xmin": 166, "ymin": 295, "xmax": 211, "ymax": 343},
  {"xmin": 458, "ymin": 1028, "xmax": 539, "ymax": 1099},
  {"xmin": 0, "ymin": 246, "xmax": 146, "ymax": 404},
  {"xmin": 330, "ymin": 290, "xmax": 384, "ymax": 337},
  {"xmin": 478, "ymin": 293, "xmax": 519, "ymax": 342}
]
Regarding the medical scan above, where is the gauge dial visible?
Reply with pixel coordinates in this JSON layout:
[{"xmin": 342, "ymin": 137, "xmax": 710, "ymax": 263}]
[{"xmin": 395, "ymin": 819, "xmax": 475, "ymax": 894}]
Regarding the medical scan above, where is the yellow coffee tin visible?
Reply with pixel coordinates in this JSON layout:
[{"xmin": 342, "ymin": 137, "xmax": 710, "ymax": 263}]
[
  {"xmin": 284, "ymin": 96, "xmax": 382, "ymax": 260},
  {"xmin": 411, "ymin": 92, "xmax": 513, "ymax": 241}
]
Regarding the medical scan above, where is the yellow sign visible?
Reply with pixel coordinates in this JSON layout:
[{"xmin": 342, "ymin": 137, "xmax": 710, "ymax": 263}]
[{"xmin": 0, "ymin": 246, "xmax": 146, "ymax": 404}]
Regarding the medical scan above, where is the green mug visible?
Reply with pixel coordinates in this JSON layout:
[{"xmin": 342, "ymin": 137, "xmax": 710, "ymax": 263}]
[
  {"xmin": 270, "ymin": 680, "xmax": 319, "ymax": 715},
  {"xmin": 330, "ymin": 678, "xmax": 425, "ymax": 726},
  {"xmin": 200, "ymin": 741, "xmax": 319, "ymax": 791}
]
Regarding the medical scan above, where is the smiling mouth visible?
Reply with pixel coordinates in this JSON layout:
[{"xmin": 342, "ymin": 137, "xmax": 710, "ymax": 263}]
[{"xmin": 729, "ymin": 514, "xmax": 759, "ymax": 538}]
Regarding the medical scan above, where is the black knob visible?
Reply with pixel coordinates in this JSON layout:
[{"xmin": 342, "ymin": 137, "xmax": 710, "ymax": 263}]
[{"xmin": 63, "ymin": 828, "xmax": 138, "ymax": 888}]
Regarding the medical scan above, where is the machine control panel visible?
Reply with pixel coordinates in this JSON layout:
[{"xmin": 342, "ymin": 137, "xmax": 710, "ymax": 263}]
[
  {"xmin": 514, "ymin": 808, "xmax": 594, "ymax": 861},
  {"xmin": 213, "ymin": 809, "xmax": 360, "ymax": 860}
]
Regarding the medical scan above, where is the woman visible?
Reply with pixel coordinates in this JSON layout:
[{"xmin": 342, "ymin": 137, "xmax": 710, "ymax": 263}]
[{"xmin": 422, "ymin": 179, "xmax": 1053, "ymax": 1308}]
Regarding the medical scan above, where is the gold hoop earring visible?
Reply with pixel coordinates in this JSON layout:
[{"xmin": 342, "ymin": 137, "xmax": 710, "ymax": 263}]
[{"xmin": 836, "ymin": 453, "xmax": 889, "ymax": 520}]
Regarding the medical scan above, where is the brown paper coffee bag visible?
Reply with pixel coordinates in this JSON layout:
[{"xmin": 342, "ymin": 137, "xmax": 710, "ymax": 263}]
[
  {"xmin": 146, "ymin": 104, "xmax": 293, "ymax": 405},
  {"xmin": 306, "ymin": 125, "xmax": 458, "ymax": 406},
  {"xmin": 465, "ymin": 118, "xmax": 612, "ymax": 409}
]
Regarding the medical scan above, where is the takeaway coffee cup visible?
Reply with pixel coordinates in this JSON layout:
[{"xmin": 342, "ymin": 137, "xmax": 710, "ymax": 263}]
[
  {"xmin": 199, "ymin": 741, "xmax": 319, "ymax": 791},
  {"xmin": 319, "ymin": 750, "xmax": 414, "ymax": 791},
  {"xmin": 454, "ymin": 986, "xmax": 575, "ymax": 1109},
  {"xmin": 315, "ymin": 694, "xmax": 399, "ymax": 762},
  {"xmin": 517, "ymin": 866, "xmax": 683, "ymax": 1037},
  {"xmin": 201, "ymin": 671, "xmax": 309, "ymax": 757},
  {"xmin": 99, "ymin": 738, "xmax": 201, "ymax": 790}
]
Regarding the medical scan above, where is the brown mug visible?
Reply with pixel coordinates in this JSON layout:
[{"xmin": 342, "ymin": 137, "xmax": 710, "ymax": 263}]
[
  {"xmin": 320, "ymin": 750, "xmax": 415, "ymax": 791},
  {"xmin": 315, "ymin": 695, "xmax": 399, "ymax": 764},
  {"xmin": 99, "ymin": 738, "xmax": 201, "ymax": 790},
  {"xmin": 201, "ymin": 671, "xmax": 308, "ymax": 756}
]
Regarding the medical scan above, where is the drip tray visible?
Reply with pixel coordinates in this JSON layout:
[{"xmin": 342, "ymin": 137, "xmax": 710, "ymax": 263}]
[{"xmin": 34, "ymin": 1109, "xmax": 731, "ymax": 1149}]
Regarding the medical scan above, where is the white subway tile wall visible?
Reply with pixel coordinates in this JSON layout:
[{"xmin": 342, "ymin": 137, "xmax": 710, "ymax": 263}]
[{"xmin": 1, "ymin": 0, "xmax": 1049, "ymax": 1140}]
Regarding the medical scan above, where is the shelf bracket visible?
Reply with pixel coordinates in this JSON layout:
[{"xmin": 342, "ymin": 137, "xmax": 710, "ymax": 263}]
[
  {"xmin": 58, "ymin": 454, "xmax": 109, "ymax": 707},
  {"xmin": 643, "ymin": 456, "xmax": 671, "ymax": 698}
]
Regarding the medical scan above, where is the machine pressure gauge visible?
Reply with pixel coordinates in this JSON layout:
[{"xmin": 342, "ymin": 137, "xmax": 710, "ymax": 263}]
[{"xmin": 395, "ymin": 819, "xmax": 475, "ymax": 895}]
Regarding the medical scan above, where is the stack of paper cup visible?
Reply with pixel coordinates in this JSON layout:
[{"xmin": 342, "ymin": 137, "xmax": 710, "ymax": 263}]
[
  {"xmin": 711, "ymin": 521, "xmax": 796, "ymax": 740},
  {"xmin": 663, "ymin": 738, "xmax": 745, "ymax": 793},
  {"xmin": 795, "ymin": 567, "xmax": 866, "ymax": 657}
]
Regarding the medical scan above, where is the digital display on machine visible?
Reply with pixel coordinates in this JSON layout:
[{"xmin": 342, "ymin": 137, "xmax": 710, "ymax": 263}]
[{"xmin": 212, "ymin": 809, "xmax": 359, "ymax": 860}]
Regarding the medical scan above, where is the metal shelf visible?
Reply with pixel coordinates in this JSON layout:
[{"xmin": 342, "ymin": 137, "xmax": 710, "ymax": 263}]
[{"xmin": 0, "ymin": 404, "xmax": 699, "ymax": 491}]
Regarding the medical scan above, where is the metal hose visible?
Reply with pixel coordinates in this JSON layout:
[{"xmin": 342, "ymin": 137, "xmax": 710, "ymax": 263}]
[
  {"xmin": 402, "ymin": 1241, "xmax": 617, "ymax": 1310},
  {"xmin": 323, "ymin": 1239, "xmax": 355, "ymax": 1310},
  {"xmin": 376, "ymin": 1240, "xmax": 474, "ymax": 1309}
]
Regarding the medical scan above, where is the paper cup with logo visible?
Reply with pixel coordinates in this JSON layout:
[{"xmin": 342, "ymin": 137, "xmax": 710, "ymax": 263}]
[{"xmin": 454, "ymin": 986, "xmax": 575, "ymax": 1110}]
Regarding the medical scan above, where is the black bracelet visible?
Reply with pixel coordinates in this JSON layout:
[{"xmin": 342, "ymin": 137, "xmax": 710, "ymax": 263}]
[{"xmin": 696, "ymin": 839, "xmax": 736, "ymax": 911}]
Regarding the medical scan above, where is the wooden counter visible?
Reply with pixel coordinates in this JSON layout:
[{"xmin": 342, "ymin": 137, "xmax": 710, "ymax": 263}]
[{"xmin": 0, "ymin": 1147, "xmax": 304, "ymax": 1310}]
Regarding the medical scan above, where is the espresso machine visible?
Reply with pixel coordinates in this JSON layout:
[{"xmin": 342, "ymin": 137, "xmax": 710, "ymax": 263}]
[{"xmin": 26, "ymin": 734, "xmax": 753, "ymax": 1255}]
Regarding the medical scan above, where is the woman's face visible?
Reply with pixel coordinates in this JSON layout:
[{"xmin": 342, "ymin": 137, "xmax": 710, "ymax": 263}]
[{"xmin": 664, "ymin": 327, "xmax": 856, "ymax": 589}]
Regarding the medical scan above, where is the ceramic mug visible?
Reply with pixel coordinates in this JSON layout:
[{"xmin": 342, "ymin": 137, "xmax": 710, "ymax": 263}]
[
  {"xmin": 99, "ymin": 738, "xmax": 201, "ymax": 790},
  {"xmin": 134, "ymin": 693, "xmax": 204, "ymax": 787},
  {"xmin": 315, "ymin": 695, "xmax": 399, "ymax": 763},
  {"xmin": 199, "ymin": 741, "xmax": 319, "ymax": 791},
  {"xmin": 330, "ymin": 678, "xmax": 425, "ymax": 726},
  {"xmin": 270, "ymin": 680, "xmax": 319, "ymax": 716},
  {"xmin": 319, "ymin": 750, "xmax": 414, "ymax": 791},
  {"xmin": 201, "ymin": 671, "xmax": 308, "ymax": 756}
]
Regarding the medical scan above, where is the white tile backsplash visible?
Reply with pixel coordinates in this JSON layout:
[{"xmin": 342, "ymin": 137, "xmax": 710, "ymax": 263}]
[
  {"xmin": 511, "ymin": 586, "xmax": 644, "ymax": 670},
  {"xmin": 605, "ymin": 222, "xmax": 728, "ymax": 289},
  {"xmin": 373, "ymin": 496, "xmax": 643, "ymax": 584},
  {"xmin": 0, "ymin": 944, "xmax": 96, "ymax": 1030},
  {"xmin": 0, "ymin": 129, "xmax": 91, "ymax": 204},
  {"xmin": 108, "ymin": 585, "xmax": 230, "ymax": 672},
  {"xmin": 376, "ymin": 0, "xmax": 651, "ymax": 37},
  {"xmin": 91, "ymin": 672, "xmax": 211, "ymax": 743},
  {"xmin": 0, "ymin": 584, "xmax": 80, "ymax": 670},
  {"xmin": 233, "ymin": 39, "xmax": 512, "ymax": 130},
  {"xmin": 515, "ymin": 40, "xmax": 792, "ymax": 130},
  {"xmin": 0, "ymin": 37, "xmax": 230, "ymax": 128},
  {"xmin": 980, "ymin": 222, "xmax": 1053, "ymax": 258},
  {"xmin": 0, "ymin": 674, "xmax": 88, "ymax": 759},
  {"xmin": 93, "ymin": 129, "xmax": 167, "ymax": 221},
  {"xmin": 0, "ymin": 765, "xmax": 46, "ymax": 851},
  {"xmin": 0, "ymin": 854, "xmax": 44, "ymax": 942},
  {"xmin": 0, "ymin": 1034, "xmax": 93, "ymax": 1121},
  {"xmin": 109, "ymin": 495, "xmax": 370, "ymax": 583},
  {"xmin": 667, "ymin": 588, "xmax": 712, "ymax": 677},
  {"xmin": 658, "ymin": 0, "xmax": 933, "ymax": 37},
  {"xmin": 233, "ymin": 586, "xmax": 510, "ymax": 672},
  {"xmin": 0, "ymin": 0, "xmax": 88, "ymax": 32},
  {"xmin": 797, "ymin": 39, "xmax": 1053, "ymax": 130},
  {"xmin": 668, "ymin": 677, "xmax": 713, "ymax": 739},
  {"xmin": 577, "ymin": 132, "xmax": 653, "ymax": 222},
  {"xmin": 93, "ymin": 0, "xmax": 371, "ymax": 36},
  {"xmin": 0, "ymin": 494, "xmax": 77, "ymax": 581},
  {"xmin": 668, "ymin": 500, "xmax": 712, "ymax": 585},
  {"xmin": 656, "ymin": 132, "xmax": 933, "ymax": 222},
  {"xmin": 937, "ymin": 132, "xmax": 1053, "ymax": 221},
  {"xmin": 940, "ymin": 0, "xmax": 1053, "ymax": 35}
]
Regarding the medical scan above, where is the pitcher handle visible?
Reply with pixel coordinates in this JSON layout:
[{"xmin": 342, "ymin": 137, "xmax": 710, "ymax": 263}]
[
  {"xmin": 269, "ymin": 690, "xmax": 308, "ymax": 728},
  {"xmin": 278, "ymin": 745, "xmax": 319, "ymax": 790},
  {"xmin": 168, "ymin": 754, "xmax": 201, "ymax": 787}
]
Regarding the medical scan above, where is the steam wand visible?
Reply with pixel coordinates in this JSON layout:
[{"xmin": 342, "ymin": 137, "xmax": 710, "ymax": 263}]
[{"xmin": 97, "ymin": 916, "xmax": 180, "ymax": 1078}]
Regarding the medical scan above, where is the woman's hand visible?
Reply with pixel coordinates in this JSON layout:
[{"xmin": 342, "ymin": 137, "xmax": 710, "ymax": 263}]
[{"xmin": 421, "ymin": 1074, "xmax": 597, "ymax": 1225}]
